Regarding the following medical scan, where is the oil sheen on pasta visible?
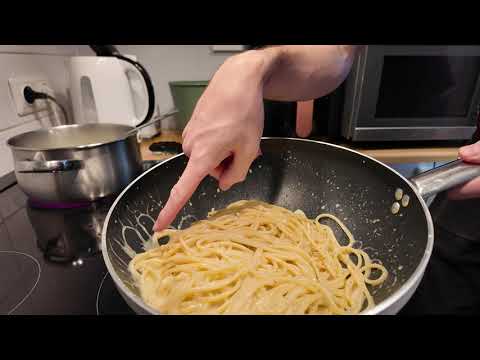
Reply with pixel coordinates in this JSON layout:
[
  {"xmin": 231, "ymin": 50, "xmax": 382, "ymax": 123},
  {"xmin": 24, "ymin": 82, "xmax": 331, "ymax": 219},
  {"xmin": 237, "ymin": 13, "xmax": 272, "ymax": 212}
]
[{"xmin": 129, "ymin": 200, "xmax": 388, "ymax": 315}]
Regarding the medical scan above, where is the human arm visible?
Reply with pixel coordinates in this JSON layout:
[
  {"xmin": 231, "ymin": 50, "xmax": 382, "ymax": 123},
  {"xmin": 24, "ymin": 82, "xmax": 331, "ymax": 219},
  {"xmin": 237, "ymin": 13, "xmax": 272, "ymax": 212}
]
[{"xmin": 153, "ymin": 45, "xmax": 362, "ymax": 231}]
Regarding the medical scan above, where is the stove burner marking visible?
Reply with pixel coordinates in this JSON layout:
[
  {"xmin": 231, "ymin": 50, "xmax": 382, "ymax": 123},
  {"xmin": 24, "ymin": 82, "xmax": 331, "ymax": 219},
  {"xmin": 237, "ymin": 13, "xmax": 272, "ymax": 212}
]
[
  {"xmin": 0, "ymin": 251, "xmax": 41, "ymax": 315},
  {"xmin": 96, "ymin": 271, "xmax": 109, "ymax": 316}
]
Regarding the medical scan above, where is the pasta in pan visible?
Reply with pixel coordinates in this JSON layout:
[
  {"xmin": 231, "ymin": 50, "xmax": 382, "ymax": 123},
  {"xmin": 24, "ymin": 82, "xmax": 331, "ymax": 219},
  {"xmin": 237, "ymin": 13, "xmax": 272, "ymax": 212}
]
[{"xmin": 129, "ymin": 200, "xmax": 388, "ymax": 315}]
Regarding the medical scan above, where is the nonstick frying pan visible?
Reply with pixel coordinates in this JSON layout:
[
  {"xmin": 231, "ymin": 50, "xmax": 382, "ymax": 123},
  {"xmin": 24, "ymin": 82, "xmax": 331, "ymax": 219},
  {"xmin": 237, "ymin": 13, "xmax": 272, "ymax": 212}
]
[{"xmin": 101, "ymin": 138, "xmax": 480, "ymax": 315}]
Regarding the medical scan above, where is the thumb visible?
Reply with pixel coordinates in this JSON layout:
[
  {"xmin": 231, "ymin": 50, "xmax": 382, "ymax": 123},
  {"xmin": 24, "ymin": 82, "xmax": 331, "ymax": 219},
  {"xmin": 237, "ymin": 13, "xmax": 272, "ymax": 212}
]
[
  {"xmin": 218, "ymin": 150, "xmax": 256, "ymax": 191},
  {"xmin": 459, "ymin": 141, "xmax": 480, "ymax": 163},
  {"xmin": 211, "ymin": 149, "xmax": 261, "ymax": 182}
]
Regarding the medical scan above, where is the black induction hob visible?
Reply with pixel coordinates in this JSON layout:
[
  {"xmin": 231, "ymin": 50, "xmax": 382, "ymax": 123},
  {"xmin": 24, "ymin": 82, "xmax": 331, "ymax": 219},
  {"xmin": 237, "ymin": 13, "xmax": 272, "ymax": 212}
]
[{"xmin": 0, "ymin": 160, "xmax": 169, "ymax": 315}]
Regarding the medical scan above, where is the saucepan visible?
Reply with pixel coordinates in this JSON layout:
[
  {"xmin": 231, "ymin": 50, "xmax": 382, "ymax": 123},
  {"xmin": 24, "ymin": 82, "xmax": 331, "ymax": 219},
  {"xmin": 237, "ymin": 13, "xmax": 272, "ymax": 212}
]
[
  {"xmin": 101, "ymin": 138, "xmax": 480, "ymax": 315},
  {"xmin": 7, "ymin": 110, "xmax": 177, "ymax": 204}
]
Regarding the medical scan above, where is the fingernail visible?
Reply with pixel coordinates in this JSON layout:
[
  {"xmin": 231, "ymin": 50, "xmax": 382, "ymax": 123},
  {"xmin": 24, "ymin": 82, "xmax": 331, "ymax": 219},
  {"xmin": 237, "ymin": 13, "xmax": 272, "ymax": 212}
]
[
  {"xmin": 460, "ymin": 146, "xmax": 474, "ymax": 158},
  {"xmin": 219, "ymin": 184, "xmax": 230, "ymax": 192}
]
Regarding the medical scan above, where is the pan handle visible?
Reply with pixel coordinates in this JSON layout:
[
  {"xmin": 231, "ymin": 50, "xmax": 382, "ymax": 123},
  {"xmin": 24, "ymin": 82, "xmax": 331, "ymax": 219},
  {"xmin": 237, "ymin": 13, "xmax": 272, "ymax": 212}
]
[
  {"xmin": 410, "ymin": 159, "xmax": 480, "ymax": 199},
  {"xmin": 16, "ymin": 159, "xmax": 84, "ymax": 173}
]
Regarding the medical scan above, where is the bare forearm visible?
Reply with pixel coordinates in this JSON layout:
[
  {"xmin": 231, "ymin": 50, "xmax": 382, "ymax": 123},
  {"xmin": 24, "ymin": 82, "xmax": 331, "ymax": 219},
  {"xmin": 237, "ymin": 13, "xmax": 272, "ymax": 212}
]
[
  {"xmin": 226, "ymin": 45, "xmax": 362, "ymax": 101},
  {"xmin": 153, "ymin": 45, "xmax": 362, "ymax": 230},
  {"xmin": 262, "ymin": 45, "xmax": 361, "ymax": 100}
]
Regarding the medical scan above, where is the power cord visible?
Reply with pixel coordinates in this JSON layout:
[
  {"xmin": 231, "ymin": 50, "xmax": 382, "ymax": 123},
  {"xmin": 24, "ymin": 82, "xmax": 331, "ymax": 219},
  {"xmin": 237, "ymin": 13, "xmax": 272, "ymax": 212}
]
[{"xmin": 23, "ymin": 86, "xmax": 69, "ymax": 125}]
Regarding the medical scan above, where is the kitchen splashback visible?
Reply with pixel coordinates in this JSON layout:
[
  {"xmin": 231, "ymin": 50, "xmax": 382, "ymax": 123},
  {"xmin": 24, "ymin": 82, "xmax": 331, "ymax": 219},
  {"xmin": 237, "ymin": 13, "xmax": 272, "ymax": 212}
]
[
  {"xmin": 0, "ymin": 46, "xmax": 92, "ymax": 177},
  {"xmin": 0, "ymin": 45, "xmax": 232, "ymax": 177},
  {"xmin": 114, "ymin": 45, "xmax": 232, "ymax": 130}
]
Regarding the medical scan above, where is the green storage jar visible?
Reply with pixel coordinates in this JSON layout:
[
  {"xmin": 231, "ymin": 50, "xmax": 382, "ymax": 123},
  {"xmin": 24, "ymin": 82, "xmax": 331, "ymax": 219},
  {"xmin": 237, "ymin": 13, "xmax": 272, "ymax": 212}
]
[{"xmin": 169, "ymin": 81, "xmax": 209, "ymax": 129}]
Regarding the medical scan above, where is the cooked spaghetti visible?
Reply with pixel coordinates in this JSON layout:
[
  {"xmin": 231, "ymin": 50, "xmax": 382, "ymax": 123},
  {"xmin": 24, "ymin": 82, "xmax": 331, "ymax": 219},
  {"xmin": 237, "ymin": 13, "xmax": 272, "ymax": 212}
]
[{"xmin": 129, "ymin": 200, "xmax": 388, "ymax": 315}]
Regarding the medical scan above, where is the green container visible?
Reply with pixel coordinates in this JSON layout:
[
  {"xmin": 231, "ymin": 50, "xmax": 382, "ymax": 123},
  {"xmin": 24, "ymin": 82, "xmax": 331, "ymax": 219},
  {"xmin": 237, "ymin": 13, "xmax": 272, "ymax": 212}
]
[{"xmin": 169, "ymin": 81, "xmax": 209, "ymax": 129}]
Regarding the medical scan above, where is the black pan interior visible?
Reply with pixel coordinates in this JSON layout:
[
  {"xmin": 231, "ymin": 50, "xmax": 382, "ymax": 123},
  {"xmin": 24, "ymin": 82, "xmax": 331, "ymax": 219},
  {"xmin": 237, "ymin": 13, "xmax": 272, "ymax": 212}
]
[{"xmin": 105, "ymin": 138, "xmax": 430, "ymax": 308}]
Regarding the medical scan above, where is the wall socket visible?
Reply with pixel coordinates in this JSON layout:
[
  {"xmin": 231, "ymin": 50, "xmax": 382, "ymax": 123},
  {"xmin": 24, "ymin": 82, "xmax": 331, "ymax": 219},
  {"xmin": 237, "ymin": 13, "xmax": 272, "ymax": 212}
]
[{"xmin": 8, "ymin": 78, "xmax": 54, "ymax": 117}]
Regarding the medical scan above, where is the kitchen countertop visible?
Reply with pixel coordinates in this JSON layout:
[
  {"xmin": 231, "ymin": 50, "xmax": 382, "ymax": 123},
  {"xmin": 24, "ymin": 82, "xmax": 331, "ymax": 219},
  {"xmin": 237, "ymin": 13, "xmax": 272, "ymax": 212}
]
[
  {"xmin": 348, "ymin": 146, "xmax": 459, "ymax": 164},
  {"xmin": 140, "ymin": 131, "xmax": 183, "ymax": 161},
  {"xmin": 140, "ymin": 131, "xmax": 460, "ymax": 164}
]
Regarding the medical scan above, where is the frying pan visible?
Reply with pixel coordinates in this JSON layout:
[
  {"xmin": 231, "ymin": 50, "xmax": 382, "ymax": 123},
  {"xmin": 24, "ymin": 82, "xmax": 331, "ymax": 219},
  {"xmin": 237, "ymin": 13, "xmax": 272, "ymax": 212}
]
[{"xmin": 101, "ymin": 138, "xmax": 480, "ymax": 315}]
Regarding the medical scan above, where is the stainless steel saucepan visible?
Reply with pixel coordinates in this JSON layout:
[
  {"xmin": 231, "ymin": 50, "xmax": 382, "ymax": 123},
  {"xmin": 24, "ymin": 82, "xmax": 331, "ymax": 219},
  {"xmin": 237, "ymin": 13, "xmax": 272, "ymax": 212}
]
[{"xmin": 7, "ymin": 110, "xmax": 178, "ymax": 204}]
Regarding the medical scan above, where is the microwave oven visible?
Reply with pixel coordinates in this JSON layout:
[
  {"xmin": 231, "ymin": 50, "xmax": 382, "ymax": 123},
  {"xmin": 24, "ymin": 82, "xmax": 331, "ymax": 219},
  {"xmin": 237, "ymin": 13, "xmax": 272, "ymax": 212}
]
[{"xmin": 341, "ymin": 45, "xmax": 480, "ymax": 142}]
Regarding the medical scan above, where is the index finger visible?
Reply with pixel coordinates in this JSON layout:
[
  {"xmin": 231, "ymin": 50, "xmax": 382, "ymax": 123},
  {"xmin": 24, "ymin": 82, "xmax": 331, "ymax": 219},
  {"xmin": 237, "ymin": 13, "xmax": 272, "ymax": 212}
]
[{"xmin": 153, "ymin": 159, "xmax": 210, "ymax": 232}]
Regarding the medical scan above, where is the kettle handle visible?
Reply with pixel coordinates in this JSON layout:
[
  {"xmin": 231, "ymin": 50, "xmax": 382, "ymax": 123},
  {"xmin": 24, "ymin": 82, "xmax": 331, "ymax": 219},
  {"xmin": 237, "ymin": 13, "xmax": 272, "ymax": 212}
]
[{"xmin": 114, "ymin": 54, "xmax": 155, "ymax": 128}]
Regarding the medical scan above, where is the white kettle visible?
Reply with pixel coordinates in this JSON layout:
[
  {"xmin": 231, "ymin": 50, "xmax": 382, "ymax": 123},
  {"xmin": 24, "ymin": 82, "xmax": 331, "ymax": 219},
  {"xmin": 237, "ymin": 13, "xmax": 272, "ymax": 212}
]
[{"xmin": 68, "ymin": 46, "xmax": 155, "ymax": 128}]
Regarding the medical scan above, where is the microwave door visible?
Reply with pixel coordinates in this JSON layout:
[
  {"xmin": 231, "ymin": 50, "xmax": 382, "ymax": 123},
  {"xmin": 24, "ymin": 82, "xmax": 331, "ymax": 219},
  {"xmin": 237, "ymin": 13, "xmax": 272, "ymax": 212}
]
[{"xmin": 342, "ymin": 45, "xmax": 480, "ymax": 142}]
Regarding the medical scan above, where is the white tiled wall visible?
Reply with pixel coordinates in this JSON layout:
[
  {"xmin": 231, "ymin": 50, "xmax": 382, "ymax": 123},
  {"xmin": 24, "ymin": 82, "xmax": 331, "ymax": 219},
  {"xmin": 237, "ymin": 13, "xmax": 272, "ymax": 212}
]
[
  {"xmin": 0, "ymin": 45, "xmax": 84, "ymax": 177},
  {"xmin": 114, "ymin": 45, "xmax": 232, "ymax": 112},
  {"xmin": 0, "ymin": 45, "xmax": 235, "ymax": 177},
  {"xmin": 0, "ymin": 121, "xmax": 44, "ymax": 176}
]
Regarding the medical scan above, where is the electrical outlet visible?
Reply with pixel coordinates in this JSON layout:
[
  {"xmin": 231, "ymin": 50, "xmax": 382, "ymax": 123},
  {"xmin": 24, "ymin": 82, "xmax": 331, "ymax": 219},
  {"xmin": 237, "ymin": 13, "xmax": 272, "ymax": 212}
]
[{"xmin": 8, "ymin": 78, "xmax": 53, "ymax": 117}]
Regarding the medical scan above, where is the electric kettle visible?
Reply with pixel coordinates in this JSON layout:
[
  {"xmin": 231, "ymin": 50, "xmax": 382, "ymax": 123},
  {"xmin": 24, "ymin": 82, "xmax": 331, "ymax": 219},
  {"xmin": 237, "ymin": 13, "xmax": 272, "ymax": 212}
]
[{"xmin": 68, "ymin": 45, "xmax": 155, "ymax": 127}]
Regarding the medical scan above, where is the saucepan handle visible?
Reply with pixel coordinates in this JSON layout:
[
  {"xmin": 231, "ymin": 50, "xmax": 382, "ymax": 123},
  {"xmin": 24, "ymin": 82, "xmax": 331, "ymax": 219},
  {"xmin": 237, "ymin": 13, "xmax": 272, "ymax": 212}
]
[
  {"xmin": 410, "ymin": 159, "xmax": 480, "ymax": 199},
  {"xmin": 122, "ymin": 108, "xmax": 179, "ymax": 139},
  {"xmin": 16, "ymin": 159, "xmax": 84, "ymax": 173}
]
